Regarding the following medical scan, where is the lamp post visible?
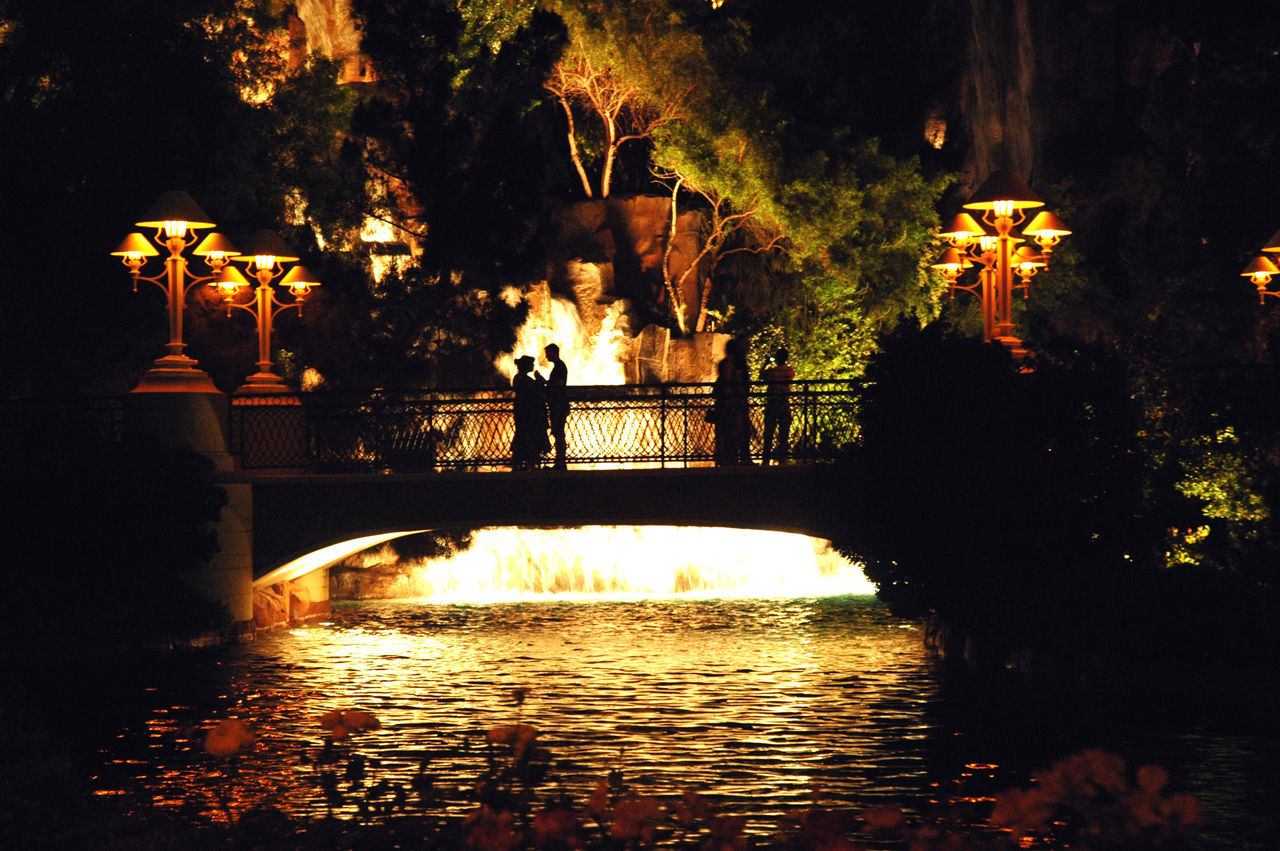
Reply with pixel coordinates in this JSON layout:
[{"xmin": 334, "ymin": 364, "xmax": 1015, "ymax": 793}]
[
  {"xmin": 213, "ymin": 229, "xmax": 319, "ymax": 394},
  {"xmin": 933, "ymin": 170, "xmax": 1070, "ymax": 356},
  {"xmin": 111, "ymin": 190, "xmax": 237, "ymax": 392},
  {"xmin": 1239, "ymin": 229, "xmax": 1280, "ymax": 303}
]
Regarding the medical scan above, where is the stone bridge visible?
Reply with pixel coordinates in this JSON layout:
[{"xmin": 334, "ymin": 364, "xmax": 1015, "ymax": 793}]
[{"xmin": 124, "ymin": 388, "xmax": 855, "ymax": 637}]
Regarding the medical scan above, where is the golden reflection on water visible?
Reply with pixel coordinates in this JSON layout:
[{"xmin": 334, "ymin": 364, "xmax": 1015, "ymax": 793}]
[{"xmin": 95, "ymin": 597, "xmax": 947, "ymax": 834}]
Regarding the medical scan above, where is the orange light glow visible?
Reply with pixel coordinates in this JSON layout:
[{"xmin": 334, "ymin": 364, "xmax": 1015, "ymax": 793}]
[
  {"xmin": 280, "ymin": 264, "xmax": 321, "ymax": 298},
  {"xmin": 214, "ymin": 266, "xmax": 251, "ymax": 303},
  {"xmin": 1241, "ymin": 255, "xmax": 1278, "ymax": 286},
  {"xmin": 962, "ymin": 170, "xmax": 1045, "ymax": 212},
  {"xmin": 161, "ymin": 220, "xmax": 189, "ymax": 239},
  {"xmin": 111, "ymin": 232, "xmax": 159, "ymax": 263},
  {"xmin": 194, "ymin": 232, "xmax": 239, "ymax": 266},
  {"xmin": 355, "ymin": 526, "xmax": 877, "ymax": 603},
  {"xmin": 255, "ymin": 532, "xmax": 427, "ymax": 588},
  {"xmin": 939, "ymin": 213, "xmax": 986, "ymax": 245}
]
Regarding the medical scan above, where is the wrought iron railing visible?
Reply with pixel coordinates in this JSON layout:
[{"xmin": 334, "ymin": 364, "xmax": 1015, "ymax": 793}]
[{"xmin": 229, "ymin": 381, "xmax": 862, "ymax": 471}]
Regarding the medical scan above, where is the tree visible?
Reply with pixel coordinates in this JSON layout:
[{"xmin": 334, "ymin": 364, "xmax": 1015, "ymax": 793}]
[
  {"xmin": 550, "ymin": 0, "xmax": 949, "ymax": 375},
  {"xmin": 545, "ymin": 45, "xmax": 680, "ymax": 198},
  {"xmin": 342, "ymin": 0, "xmax": 566, "ymax": 386},
  {"xmin": 655, "ymin": 166, "xmax": 784, "ymax": 335},
  {"xmin": 0, "ymin": 0, "xmax": 368, "ymax": 395},
  {"xmin": 828, "ymin": 325, "xmax": 1164, "ymax": 673}
]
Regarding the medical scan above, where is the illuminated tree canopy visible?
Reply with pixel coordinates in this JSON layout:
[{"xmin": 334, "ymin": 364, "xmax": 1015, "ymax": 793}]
[{"xmin": 548, "ymin": 0, "xmax": 951, "ymax": 375}]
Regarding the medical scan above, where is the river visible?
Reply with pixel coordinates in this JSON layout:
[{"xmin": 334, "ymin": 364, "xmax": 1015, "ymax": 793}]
[{"xmin": 69, "ymin": 592, "xmax": 1278, "ymax": 848}]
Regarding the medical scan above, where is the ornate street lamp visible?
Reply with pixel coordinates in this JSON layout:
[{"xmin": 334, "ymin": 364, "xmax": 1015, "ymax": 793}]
[
  {"xmin": 1239, "ymin": 229, "xmax": 1280, "ymax": 303},
  {"xmin": 111, "ymin": 191, "xmax": 236, "ymax": 392},
  {"xmin": 933, "ymin": 170, "xmax": 1071, "ymax": 356},
  {"xmin": 213, "ymin": 229, "xmax": 320, "ymax": 394}
]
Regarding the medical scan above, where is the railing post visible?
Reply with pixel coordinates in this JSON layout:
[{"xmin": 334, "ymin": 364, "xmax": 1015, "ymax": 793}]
[{"xmin": 659, "ymin": 384, "xmax": 668, "ymax": 469}]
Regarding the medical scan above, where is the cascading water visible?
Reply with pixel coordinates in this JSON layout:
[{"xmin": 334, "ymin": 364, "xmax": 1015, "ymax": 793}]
[
  {"xmin": 495, "ymin": 291, "xmax": 630, "ymax": 385},
  {"xmin": 351, "ymin": 527, "xmax": 874, "ymax": 601},
  {"xmin": 350, "ymin": 290, "xmax": 875, "ymax": 601}
]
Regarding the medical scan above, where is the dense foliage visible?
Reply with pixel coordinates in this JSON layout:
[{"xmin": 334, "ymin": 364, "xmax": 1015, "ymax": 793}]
[{"xmin": 0, "ymin": 0, "xmax": 368, "ymax": 395}]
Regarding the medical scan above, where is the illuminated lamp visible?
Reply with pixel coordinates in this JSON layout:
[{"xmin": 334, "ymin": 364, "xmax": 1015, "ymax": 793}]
[
  {"xmin": 939, "ymin": 213, "xmax": 987, "ymax": 246},
  {"xmin": 111, "ymin": 233, "xmax": 159, "ymax": 290},
  {"xmin": 222, "ymin": 231, "xmax": 315, "ymax": 393},
  {"xmin": 1262, "ymin": 229, "xmax": 1280, "ymax": 254},
  {"xmin": 1011, "ymin": 246, "xmax": 1047, "ymax": 297},
  {"xmin": 113, "ymin": 192, "xmax": 228, "ymax": 391},
  {"xmin": 280, "ymin": 264, "xmax": 320, "ymax": 301},
  {"xmin": 135, "ymin": 189, "xmax": 217, "ymax": 239},
  {"xmin": 932, "ymin": 247, "xmax": 971, "ymax": 298},
  {"xmin": 112, "ymin": 232, "xmax": 160, "ymax": 261},
  {"xmin": 1022, "ymin": 210, "xmax": 1071, "ymax": 265},
  {"xmin": 962, "ymin": 169, "xmax": 1045, "ymax": 214},
  {"xmin": 194, "ymin": 232, "xmax": 240, "ymax": 269},
  {"xmin": 1241, "ymin": 255, "xmax": 1280, "ymax": 303},
  {"xmin": 233, "ymin": 229, "xmax": 301, "ymax": 276},
  {"xmin": 213, "ymin": 266, "xmax": 252, "ymax": 314},
  {"xmin": 1013, "ymin": 245, "xmax": 1047, "ymax": 270},
  {"xmin": 933, "ymin": 171, "xmax": 1067, "ymax": 355}
]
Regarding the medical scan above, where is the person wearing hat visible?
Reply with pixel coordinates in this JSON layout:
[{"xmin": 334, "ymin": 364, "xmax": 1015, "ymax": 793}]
[{"xmin": 511, "ymin": 355, "xmax": 549, "ymax": 470}]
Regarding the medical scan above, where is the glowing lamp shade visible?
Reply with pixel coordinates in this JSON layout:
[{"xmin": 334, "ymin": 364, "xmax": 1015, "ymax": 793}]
[
  {"xmin": 1013, "ymin": 246, "xmax": 1047, "ymax": 273},
  {"xmin": 931, "ymin": 247, "xmax": 970, "ymax": 275},
  {"xmin": 1240, "ymin": 255, "xmax": 1279, "ymax": 284},
  {"xmin": 233, "ymin": 229, "xmax": 300, "ymax": 272},
  {"xmin": 194, "ymin": 232, "xmax": 240, "ymax": 264},
  {"xmin": 962, "ymin": 169, "xmax": 1045, "ymax": 214},
  {"xmin": 215, "ymin": 265, "xmax": 252, "ymax": 299},
  {"xmin": 1262, "ymin": 229, "xmax": 1280, "ymax": 254},
  {"xmin": 111, "ymin": 232, "xmax": 159, "ymax": 261},
  {"xmin": 280, "ymin": 264, "xmax": 320, "ymax": 297},
  {"xmin": 939, "ymin": 213, "xmax": 987, "ymax": 243},
  {"xmin": 135, "ymin": 190, "xmax": 217, "ymax": 238},
  {"xmin": 1023, "ymin": 210, "xmax": 1071, "ymax": 240}
]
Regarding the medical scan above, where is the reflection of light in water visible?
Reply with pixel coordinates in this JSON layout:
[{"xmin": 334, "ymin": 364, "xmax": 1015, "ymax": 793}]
[{"xmin": 368, "ymin": 526, "xmax": 874, "ymax": 602}]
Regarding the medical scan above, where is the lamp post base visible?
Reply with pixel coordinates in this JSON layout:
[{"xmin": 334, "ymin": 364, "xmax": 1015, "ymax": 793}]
[
  {"xmin": 133, "ymin": 355, "xmax": 220, "ymax": 393},
  {"xmin": 994, "ymin": 335, "xmax": 1027, "ymax": 355},
  {"xmin": 235, "ymin": 371, "xmax": 291, "ymax": 394}
]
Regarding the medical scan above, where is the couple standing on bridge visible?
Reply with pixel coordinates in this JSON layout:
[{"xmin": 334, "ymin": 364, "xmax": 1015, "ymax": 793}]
[
  {"xmin": 710, "ymin": 341, "xmax": 795, "ymax": 466},
  {"xmin": 511, "ymin": 343, "xmax": 569, "ymax": 471}
]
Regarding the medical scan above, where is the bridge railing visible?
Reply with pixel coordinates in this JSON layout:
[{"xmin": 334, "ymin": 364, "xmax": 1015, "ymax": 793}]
[{"xmin": 229, "ymin": 381, "xmax": 861, "ymax": 471}]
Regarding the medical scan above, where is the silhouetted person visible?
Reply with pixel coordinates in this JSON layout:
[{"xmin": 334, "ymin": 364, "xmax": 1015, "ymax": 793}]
[
  {"xmin": 511, "ymin": 355, "xmax": 548, "ymax": 470},
  {"xmin": 761, "ymin": 346, "xmax": 795, "ymax": 464},
  {"xmin": 712, "ymin": 338, "xmax": 752, "ymax": 465},
  {"xmin": 544, "ymin": 343, "xmax": 569, "ymax": 470}
]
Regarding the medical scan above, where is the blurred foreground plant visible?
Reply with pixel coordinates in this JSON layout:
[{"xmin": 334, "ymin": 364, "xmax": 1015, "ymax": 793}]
[{"xmin": 189, "ymin": 703, "xmax": 1201, "ymax": 850}]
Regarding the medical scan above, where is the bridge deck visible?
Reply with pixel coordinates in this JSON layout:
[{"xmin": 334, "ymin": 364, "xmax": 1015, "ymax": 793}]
[{"xmin": 241, "ymin": 464, "xmax": 846, "ymax": 577}]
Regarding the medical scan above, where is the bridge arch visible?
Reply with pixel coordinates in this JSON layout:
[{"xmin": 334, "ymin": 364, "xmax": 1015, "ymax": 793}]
[{"xmin": 249, "ymin": 465, "xmax": 846, "ymax": 586}]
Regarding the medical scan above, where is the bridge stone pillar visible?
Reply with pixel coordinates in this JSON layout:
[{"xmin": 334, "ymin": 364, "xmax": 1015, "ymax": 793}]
[{"xmin": 124, "ymin": 390, "xmax": 254, "ymax": 639}]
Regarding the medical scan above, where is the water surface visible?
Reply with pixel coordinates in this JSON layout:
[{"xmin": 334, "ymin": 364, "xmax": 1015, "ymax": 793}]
[{"xmin": 83, "ymin": 596, "xmax": 1279, "ymax": 847}]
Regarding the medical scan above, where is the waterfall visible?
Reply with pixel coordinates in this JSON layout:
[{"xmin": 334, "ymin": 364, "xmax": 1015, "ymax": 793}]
[
  {"xmin": 496, "ymin": 291, "xmax": 631, "ymax": 386},
  {"xmin": 385, "ymin": 527, "xmax": 873, "ymax": 600}
]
